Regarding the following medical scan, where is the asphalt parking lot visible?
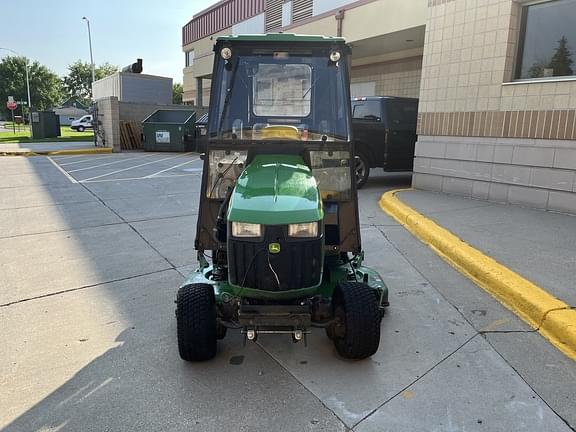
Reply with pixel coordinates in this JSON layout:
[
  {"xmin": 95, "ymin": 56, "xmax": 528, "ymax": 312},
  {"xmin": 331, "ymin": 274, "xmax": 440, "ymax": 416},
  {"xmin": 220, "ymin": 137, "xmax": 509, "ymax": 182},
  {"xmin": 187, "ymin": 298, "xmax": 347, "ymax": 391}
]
[{"xmin": 1, "ymin": 153, "xmax": 574, "ymax": 431}]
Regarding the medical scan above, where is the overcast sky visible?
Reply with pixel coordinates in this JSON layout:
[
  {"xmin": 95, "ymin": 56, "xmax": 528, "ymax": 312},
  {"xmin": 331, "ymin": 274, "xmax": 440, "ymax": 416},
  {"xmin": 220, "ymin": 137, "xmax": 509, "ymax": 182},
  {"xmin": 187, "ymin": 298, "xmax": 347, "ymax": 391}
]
[{"xmin": 0, "ymin": 0, "xmax": 216, "ymax": 83}]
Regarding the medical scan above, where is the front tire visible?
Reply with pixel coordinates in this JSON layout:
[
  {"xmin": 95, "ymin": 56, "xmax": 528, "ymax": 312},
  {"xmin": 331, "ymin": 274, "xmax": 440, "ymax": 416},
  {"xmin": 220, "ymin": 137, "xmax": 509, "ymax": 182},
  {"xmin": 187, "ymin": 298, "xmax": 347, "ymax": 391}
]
[
  {"xmin": 77, "ymin": 126, "xmax": 85, "ymax": 132},
  {"xmin": 355, "ymin": 153, "xmax": 370, "ymax": 189},
  {"xmin": 330, "ymin": 282, "xmax": 381, "ymax": 359},
  {"xmin": 176, "ymin": 283, "xmax": 217, "ymax": 361}
]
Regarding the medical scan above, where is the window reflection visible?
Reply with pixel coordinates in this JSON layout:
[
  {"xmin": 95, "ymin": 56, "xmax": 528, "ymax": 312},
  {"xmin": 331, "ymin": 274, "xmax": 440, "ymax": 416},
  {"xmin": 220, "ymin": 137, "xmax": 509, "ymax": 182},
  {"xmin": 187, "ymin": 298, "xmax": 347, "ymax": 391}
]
[{"xmin": 516, "ymin": 0, "xmax": 576, "ymax": 80}]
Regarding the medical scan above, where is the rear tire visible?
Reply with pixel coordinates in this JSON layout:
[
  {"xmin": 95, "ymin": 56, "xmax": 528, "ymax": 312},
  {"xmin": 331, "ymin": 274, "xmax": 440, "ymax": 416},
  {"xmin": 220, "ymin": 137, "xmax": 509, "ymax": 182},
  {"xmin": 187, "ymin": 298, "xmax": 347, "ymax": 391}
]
[
  {"xmin": 355, "ymin": 153, "xmax": 370, "ymax": 189},
  {"xmin": 176, "ymin": 283, "xmax": 217, "ymax": 361},
  {"xmin": 330, "ymin": 282, "xmax": 381, "ymax": 359},
  {"xmin": 77, "ymin": 126, "xmax": 85, "ymax": 132}
]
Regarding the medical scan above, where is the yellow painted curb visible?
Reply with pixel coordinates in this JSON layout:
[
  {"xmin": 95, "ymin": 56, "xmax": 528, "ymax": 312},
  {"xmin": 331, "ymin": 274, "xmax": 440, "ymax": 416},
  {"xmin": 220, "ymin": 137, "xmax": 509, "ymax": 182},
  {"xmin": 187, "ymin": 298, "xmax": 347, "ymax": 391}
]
[
  {"xmin": 0, "ymin": 147, "xmax": 112, "ymax": 157},
  {"xmin": 379, "ymin": 189, "xmax": 576, "ymax": 361}
]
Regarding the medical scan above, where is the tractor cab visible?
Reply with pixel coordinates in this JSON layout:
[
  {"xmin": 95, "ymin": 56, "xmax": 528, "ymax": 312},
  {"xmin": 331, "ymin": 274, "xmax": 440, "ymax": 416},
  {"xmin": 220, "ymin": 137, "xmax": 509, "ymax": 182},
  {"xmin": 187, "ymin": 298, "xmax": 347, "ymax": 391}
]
[{"xmin": 176, "ymin": 34, "xmax": 388, "ymax": 361}]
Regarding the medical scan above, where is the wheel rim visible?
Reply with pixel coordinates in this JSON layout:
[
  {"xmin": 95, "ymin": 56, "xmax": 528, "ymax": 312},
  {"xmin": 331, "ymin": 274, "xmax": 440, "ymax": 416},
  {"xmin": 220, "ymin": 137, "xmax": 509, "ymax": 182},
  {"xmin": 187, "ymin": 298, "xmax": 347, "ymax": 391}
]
[{"xmin": 355, "ymin": 156, "xmax": 367, "ymax": 184}]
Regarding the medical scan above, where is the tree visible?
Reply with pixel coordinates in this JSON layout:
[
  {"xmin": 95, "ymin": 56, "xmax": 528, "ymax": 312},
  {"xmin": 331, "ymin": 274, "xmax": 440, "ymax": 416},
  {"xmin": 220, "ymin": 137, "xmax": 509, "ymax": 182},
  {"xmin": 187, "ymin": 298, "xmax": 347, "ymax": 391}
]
[
  {"xmin": 548, "ymin": 35, "xmax": 573, "ymax": 77},
  {"xmin": 61, "ymin": 60, "xmax": 118, "ymax": 102},
  {"xmin": 172, "ymin": 83, "xmax": 183, "ymax": 104},
  {"xmin": 0, "ymin": 56, "xmax": 62, "ymax": 119},
  {"xmin": 527, "ymin": 58, "xmax": 549, "ymax": 78}
]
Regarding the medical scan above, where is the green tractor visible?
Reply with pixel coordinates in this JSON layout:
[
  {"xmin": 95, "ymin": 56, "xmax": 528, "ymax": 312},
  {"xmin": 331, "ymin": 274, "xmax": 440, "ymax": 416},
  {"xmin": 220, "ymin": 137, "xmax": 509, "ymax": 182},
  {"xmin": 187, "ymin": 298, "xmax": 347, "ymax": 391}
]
[{"xmin": 176, "ymin": 34, "xmax": 388, "ymax": 361}]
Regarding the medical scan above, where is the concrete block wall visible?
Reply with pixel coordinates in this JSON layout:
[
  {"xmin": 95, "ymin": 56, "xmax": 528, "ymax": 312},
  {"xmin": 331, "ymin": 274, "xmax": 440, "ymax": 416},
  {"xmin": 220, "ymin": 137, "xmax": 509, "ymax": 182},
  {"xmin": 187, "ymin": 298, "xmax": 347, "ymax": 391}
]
[
  {"xmin": 118, "ymin": 102, "xmax": 208, "ymax": 148},
  {"xmin": 413, "ymin": 136, "xmax": 576, "ymax": 213},
  {"xmin": 96, "ymin": 98, "xmax": 208, "ymax": 152},
  {"xmin": 95, "ymin": 96, "xmax": 120, "ymax": 151},
  {"xmin": 118, "ymin": 102, "xmax": 208, "ymax": 124}
]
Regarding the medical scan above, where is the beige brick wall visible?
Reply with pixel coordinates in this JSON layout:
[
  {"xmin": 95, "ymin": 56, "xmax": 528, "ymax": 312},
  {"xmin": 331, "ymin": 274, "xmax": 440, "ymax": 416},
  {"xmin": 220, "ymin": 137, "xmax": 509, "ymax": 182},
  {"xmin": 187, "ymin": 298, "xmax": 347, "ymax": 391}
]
[
  {"xmin": 183, "ymin": 78, "xmax": 211, "ymax": 105},
  {"xmin": 419, "ymin": 0, "xmax": 576, "ymax": 115},
  {"xmin": 415, "ymin": 0, "xmax": 576, "ymax": 214},
  {"xmin": 351, "ymin": 57, "xmax": 422, "ymax": 98}
]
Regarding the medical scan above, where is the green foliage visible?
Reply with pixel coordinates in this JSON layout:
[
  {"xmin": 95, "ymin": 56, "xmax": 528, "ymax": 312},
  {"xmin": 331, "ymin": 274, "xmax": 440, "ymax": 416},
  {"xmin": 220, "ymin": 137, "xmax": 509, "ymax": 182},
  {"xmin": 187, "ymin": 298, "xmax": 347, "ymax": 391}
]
[
  {"xmin": 527, "ymin": 36, "xmax": 574, "ymax": 78},
  {"xmin": 549, "ymin": 35, "xmax": 573, "ymax": 77},
  {"xmin": 527, "ymin": 58, "xmax": 548, "ymax": 78},
  {"xmin": 0, "ymin": 126, "xmax": 93, "ymax": 143},
  {"xmin": 62, "ymin": 60, "xmax": 118, "ymax": 102},
  {"xmin": 172, "ymin": 83, "xmax": 183, "ymax": 104},
  {"xmin": 0, "ymin": 56, "xmax": 63, "ymax": 119}
]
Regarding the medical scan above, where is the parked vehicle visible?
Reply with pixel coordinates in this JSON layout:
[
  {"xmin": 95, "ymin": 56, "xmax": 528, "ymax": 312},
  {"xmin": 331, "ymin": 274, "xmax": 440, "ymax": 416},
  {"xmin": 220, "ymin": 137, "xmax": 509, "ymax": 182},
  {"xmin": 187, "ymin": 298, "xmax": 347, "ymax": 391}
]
[
  {"xmin": 70, "ymin": 114, "xmax": 93, "ymax": 132},
  {"xmin": 175, "ymin": 34, "xmax": 388, "ymax": 362},
  {"xmin": 351, "ymin": 96, "xmax": 418, "ymax": 187}
]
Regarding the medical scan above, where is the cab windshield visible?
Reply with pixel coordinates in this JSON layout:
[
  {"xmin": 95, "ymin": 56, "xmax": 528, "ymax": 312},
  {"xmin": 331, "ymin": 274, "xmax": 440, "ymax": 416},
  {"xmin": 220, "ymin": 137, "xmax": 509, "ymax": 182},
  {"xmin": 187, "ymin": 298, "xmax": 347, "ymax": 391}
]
[{"xmin": 209, "ymin": 49, "xmax": 351, "ymax": 142}]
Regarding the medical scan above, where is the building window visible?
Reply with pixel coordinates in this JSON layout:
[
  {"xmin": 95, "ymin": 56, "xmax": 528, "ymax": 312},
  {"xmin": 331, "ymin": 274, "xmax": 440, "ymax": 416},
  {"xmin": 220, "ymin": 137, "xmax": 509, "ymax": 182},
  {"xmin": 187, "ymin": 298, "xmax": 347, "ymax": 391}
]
[
  {"xmin": 282, "ymin": 0, "xmax": 292, "ymax": 27},
  {"xmin": 185, "ymin": 50, "xmax": 194, "ymax": 68},
  {"xmin": 516, "ymin": 0, "xmax": 576, "ymax": 80}
]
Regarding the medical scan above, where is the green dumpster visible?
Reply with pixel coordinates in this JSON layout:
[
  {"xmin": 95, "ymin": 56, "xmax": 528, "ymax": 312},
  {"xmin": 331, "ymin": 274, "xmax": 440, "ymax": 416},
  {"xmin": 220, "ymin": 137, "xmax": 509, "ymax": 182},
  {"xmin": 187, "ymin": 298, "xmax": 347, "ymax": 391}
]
[
  {"xmin": 142, "ymin": 109, "xmax": 196, "ymax": 152},
  {"xmin": 31, "ymin": 110, "xmax": 61, "ymax": 139}
]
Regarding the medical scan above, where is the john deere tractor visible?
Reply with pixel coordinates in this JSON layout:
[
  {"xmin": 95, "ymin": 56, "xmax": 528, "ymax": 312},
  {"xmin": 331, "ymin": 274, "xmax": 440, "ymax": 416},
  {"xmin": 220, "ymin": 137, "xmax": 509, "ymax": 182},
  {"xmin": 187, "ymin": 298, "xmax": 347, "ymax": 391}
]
[{"xmin": 176, "ymin": 34, "xmax": 388, "ymax": 361}]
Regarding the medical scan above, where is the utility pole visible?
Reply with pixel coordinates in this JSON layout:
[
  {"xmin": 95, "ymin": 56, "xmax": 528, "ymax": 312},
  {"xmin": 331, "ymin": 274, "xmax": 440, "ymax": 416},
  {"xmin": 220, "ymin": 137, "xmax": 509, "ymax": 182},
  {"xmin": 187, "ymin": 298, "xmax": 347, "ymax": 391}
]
[{"xmin": 82, "ymin": 17, "xmax": 96, "ymax": 94}]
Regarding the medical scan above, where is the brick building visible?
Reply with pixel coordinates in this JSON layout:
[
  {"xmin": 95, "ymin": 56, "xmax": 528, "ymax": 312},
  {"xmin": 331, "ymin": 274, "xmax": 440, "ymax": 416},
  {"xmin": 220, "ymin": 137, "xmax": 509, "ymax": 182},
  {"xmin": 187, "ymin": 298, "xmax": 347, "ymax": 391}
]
[{"xmin": 181, "ymin": 0, "xmax": 576, "ymax": 213}]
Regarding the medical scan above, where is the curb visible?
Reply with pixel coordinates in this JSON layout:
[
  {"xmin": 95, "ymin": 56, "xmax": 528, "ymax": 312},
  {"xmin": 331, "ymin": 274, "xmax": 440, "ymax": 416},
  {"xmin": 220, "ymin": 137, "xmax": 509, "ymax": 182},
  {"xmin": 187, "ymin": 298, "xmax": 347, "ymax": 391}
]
[
  {"xmin": 0, "ymin": 147, "xmax": 112, "ymax": 157},
  {"xmin": 379, "ymin": 189, "xmax": 576, "ymax": 361}
]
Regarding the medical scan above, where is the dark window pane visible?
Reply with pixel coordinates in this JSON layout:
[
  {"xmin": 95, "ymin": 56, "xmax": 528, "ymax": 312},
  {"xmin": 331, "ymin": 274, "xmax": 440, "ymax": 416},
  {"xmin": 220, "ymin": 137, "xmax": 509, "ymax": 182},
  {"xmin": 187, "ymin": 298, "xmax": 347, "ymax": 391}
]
[
  {"xmin": 386, "ymin": 101, "xmax": 418, "ymax": 129},
  {"xmin": 352, "ymin": 101, "xmax": 381, "ymax": 120},
  {"xmin": 517, "ymin": 0, "xmax": 576, "ymax": 79}
]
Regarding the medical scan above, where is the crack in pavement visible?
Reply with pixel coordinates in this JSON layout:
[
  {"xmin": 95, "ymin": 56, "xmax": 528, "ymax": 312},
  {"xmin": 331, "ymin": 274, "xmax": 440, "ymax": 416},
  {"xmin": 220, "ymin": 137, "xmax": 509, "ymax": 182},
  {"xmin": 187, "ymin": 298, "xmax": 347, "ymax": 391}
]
[
  {"xmin": 351, "ymin": 334, "xmax": 480, "ymax": 431},
  {"xmin": 0, "ymin": 212, "xmax": 199, "ymax": 240},
  {"xmin": 255, "ymin": 342, "xmax": 351, "ymax": 432},
  {"xmin": 482, "ymin": 335, "xmax": 576, "ymax": 432},
  {"xmin": 0, "ymin": 268, "xmax": 175, "ymax": 308},
  {"xmin": 73, "ymin": 180, "xmax": 187, "ymax": 273},
  {"xmin": 371, "ymin": 220, "xmax": 576, "ymax": 430}
]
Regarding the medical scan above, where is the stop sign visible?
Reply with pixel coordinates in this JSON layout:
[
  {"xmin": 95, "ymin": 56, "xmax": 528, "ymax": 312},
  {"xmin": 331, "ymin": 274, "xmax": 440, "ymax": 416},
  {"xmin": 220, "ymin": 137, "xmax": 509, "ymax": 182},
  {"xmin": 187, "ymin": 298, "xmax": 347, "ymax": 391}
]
[{"xmin": 6, "ymin": 101, "xmax": 17, "ymax": 110}]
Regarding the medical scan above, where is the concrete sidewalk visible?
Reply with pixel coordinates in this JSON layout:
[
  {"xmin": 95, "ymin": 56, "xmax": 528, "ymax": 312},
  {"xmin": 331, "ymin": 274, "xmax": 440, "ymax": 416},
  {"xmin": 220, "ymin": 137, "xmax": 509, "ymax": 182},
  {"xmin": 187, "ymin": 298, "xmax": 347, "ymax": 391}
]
[
  {"xmin": 382, "ymin": 189, "xmax": 576, "ymax": 359},
  {"xmin": 0, "ymin": 141, "xmax": 111, "ymax": 156}
]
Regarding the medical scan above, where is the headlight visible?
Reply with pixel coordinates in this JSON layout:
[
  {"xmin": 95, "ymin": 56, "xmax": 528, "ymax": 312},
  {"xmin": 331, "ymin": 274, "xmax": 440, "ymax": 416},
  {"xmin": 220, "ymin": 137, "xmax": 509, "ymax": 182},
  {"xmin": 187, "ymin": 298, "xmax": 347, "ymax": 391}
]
[
  {"xmin": 329, "ymin": 51, "xmax": 341, "ymax": 62},
  {"xmin": 232, "ymin": 222, "xmax": 261, "ymax": 237},
  {"xmin": 288, "ymin": 222, "xmax": 318, "ymax": 238},
  {"xmin": 221, "ymin": 47, "xmax": 232, "ymax": 60}
]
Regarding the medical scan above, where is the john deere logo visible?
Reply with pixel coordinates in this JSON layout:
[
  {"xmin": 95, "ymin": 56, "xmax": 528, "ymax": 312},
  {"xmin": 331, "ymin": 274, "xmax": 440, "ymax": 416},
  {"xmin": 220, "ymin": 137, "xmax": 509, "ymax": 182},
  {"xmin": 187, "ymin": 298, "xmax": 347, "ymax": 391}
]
[{"xmin": 268, "ymin": 243, "xmax": 281, "ymax": 254}]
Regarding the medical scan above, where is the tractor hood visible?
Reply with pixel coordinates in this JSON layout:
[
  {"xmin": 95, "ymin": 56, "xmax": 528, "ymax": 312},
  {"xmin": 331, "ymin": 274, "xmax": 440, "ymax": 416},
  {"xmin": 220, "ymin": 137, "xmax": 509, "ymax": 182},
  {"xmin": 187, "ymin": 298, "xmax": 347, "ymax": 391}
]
[{"xmin": 227, "ymin": 154, "xmax": 323, "ymax": 225}]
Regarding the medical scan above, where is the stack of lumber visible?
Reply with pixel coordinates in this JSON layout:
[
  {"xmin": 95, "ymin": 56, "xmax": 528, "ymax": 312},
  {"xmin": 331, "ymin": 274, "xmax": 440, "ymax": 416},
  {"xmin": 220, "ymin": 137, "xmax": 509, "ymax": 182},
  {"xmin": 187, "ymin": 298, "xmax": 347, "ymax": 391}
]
[{"xmin": 120, "ymin": 121, "xmax": 142, "ymax": 150}]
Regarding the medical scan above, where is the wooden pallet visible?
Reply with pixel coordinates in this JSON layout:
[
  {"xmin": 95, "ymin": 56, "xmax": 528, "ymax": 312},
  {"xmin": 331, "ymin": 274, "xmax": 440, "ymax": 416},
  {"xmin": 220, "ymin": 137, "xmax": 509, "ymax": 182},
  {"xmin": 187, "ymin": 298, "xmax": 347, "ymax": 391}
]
[{"xmin": 120, "ymin": 121, "xmax": 142, "ymax": 150}]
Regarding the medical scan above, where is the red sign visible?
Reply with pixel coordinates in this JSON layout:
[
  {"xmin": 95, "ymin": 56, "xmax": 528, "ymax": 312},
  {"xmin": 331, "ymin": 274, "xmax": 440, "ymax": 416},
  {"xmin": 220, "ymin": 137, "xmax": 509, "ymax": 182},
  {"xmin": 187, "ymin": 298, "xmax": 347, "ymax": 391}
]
[{"xmin": 6, "ymin": 101, "xmax": 17, "ymax": 110}]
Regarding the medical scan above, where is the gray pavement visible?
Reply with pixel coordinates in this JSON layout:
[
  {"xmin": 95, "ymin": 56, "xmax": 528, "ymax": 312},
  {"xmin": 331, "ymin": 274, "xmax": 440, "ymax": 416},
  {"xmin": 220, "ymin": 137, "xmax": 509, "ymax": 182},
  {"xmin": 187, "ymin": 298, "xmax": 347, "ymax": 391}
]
[
  {"xmin": 0, "ymin": 140, "xmax": 98, "ymax": 154},
  {"xmin": 0, "ymin": 155, "xmax": 575, "ymax": 431},
  {"xmin": 398, "ymin": 190, "xmax": 576, "ymax": 308}
]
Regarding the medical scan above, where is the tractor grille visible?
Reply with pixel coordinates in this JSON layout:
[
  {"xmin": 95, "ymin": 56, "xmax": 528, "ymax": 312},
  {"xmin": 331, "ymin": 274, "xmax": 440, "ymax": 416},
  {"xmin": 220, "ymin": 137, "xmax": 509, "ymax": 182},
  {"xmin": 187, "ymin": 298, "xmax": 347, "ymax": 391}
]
[{"xmin": 228, "ymin": 225, "xmax": 322, "ymax": 291}]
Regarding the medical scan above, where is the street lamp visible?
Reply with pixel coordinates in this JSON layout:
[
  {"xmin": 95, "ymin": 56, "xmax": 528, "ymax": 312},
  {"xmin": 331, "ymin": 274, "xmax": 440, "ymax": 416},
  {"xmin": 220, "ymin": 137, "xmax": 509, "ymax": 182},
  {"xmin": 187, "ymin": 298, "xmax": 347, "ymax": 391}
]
[
  {"xmin": 0, "ymin": 47, "xmax": 32, "ymax": 136},
  {"xmin": 82, "ymin": 17, "xmax": 96, "ymax": 94}
]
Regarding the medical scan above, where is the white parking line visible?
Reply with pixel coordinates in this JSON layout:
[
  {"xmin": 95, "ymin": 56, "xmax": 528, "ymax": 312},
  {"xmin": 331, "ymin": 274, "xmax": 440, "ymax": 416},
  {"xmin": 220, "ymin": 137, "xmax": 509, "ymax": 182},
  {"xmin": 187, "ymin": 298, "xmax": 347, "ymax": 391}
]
[
  {"xmin": 144, "ymin": 157, "xmax": 200, "ymax": 178},
  {"xmin": 47, "ymin": 157, "xmax": 78, "ymax": 184},
  {"xmin": 81, "ymin": 172, "xmax": 201, "ymax": 183},
  {"xmin": 79, "ymin": 153, "xmax": 194, "ymax": 182},
  {"xmin": 58, "ymin": 155, "xmax": 115, "ymax": 166},
  {"xmin": 50, "ymin": 154, "xmax": 91, "ymax": 160},
  {"xmin": 68, "ymin": 153, "xmax": 155, "ymax": 173}
]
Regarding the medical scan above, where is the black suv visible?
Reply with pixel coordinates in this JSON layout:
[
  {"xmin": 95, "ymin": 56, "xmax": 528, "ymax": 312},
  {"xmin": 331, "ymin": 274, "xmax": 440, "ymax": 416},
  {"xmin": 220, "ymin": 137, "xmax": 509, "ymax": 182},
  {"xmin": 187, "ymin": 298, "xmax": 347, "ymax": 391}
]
[{"xmin": 351, "ymin": 96, "xmax": 418, "ymax": 187}]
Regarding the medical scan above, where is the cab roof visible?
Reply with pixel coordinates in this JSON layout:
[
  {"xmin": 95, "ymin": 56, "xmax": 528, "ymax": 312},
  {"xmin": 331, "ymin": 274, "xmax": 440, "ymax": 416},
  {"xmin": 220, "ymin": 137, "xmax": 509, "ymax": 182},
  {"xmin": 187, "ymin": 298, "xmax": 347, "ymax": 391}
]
[{"xmin": 216, "ymin": 33, "xmax": 347, "ymax": 44}]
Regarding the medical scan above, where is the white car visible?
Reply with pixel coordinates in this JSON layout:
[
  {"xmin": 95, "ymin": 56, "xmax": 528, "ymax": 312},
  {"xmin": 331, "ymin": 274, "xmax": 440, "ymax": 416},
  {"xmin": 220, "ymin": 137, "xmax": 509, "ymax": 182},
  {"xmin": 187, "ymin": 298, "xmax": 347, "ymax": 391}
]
[{"xmin": 70, "ymin": 115, "xmax": 93, "ymax": 132}]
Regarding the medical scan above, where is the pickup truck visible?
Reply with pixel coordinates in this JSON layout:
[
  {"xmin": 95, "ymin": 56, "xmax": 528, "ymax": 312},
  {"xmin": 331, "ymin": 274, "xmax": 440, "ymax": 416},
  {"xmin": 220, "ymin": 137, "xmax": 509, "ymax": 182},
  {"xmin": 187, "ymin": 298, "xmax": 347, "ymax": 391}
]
[{"xmin": 351, "ymin": 96, "xmax": 418, "ymax": 188}]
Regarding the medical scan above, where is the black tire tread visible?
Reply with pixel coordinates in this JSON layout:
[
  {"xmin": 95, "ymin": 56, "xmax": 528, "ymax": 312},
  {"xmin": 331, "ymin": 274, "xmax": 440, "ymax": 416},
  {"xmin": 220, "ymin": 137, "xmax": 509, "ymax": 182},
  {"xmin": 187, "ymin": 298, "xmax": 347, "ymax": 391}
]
[
  {"xmin": 176, "ymin": 283, "xmax": 217, "ymax": 361},
  {"xmin": 333, "ymin": 281, "xmax": 381, "ymax": 359}
]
